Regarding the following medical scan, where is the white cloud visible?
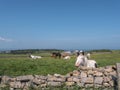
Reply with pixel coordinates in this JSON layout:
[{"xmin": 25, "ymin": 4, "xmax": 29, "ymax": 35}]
[{"xmin": 0, "ymin": 36, "xmax": 13, "ymax": 42}]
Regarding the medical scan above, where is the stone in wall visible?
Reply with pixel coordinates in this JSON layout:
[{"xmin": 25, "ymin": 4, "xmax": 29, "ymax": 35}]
[
  {"xmin": 65, "ymin": 81, "xmax": 75, "ymax": 86},
  {"xmin": 72, "ymin": 70, "xmax": 80, "ymax": 76},
  {"xmin": 1, "ymin": 76, "xmax": 11, "ymax": 84},
  {"xmin": 47, "ymin": 82, "xmax": 62, "ymax": 87},
  {"xmin": 16, "ymin": 75, "xmax": 34, "ymax": 82},
  {"xmin": 94, "ymin": 77, "xmax": 103, "ymax": 85},
  {"xmin": 80, "ymin": 72, "xmax": 87, "ymax": 78},
  {"xmin": 81, "ymin": 77, "xmax": 94, "ymax": 84}
]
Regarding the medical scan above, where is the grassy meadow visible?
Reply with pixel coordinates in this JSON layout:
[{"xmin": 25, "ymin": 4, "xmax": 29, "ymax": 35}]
[{"xmin": 0, "ymin": 50, "xmax": 120, "ymax": 76}]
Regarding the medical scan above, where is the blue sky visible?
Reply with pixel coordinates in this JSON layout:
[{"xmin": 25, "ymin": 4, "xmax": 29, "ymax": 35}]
[{"xmin": 0, "ymin": 0, "xmax": 120, "ymax": 50}]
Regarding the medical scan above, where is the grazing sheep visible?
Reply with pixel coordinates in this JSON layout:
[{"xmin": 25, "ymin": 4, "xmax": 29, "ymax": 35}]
[{"xmin": 51, "ymin": 52, "xmax": 61, "ymax": 59}]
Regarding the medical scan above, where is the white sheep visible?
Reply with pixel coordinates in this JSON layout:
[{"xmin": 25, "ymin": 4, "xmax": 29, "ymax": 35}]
[
  {"xmin": 75, "ymin": 53, "xmax": 97, "ymax": 68},
  {"xmin": 30, "ymin": 54, "xmax": 42, "ymax": 59},
  {"xmin": 64, "ymin": 56, "xmax": 71, "ymax": 60}
]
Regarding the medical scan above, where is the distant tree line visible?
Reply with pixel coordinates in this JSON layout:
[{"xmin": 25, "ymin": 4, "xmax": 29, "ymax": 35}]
[
  {"xmin": 9, "ymin": 49, "xmax": 64, "ymax": 54},
  {"xmin": 89, "ymin": 49, "xmax": 112, "ymax": 53}
]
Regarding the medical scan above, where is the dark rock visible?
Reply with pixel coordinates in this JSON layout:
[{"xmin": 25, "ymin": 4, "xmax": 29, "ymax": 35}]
[{"xmin": 16, "ymin": 75, "xmax": 34, "ymax": 82}]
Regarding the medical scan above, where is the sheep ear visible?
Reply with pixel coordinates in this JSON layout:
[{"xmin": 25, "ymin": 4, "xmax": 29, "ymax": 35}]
[{"xmin": 95, "ymin": 63, "xmax": 97, "ymax": 68}]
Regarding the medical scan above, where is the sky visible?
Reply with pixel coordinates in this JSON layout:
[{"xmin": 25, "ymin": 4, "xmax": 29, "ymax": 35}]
[{"xmin": 0, "ymin": 0, "xmax": 120, "ymax": 50}]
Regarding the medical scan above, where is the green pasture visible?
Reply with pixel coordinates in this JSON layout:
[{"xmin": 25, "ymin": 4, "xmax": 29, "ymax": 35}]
[{"xmin": 0, "ymin": 50, "xmax": 120, "ymax": 76}]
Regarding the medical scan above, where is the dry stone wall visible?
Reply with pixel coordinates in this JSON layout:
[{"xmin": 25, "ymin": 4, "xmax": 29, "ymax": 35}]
[{"xmin": 0, "ymin": 65, "xmax": 117, "ymax": 90}]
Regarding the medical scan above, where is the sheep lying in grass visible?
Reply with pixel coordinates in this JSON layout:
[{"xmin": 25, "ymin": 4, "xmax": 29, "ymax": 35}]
[
  {"xmin": 29, "ymin": 54, "xmax": 42, "ymax": 59},
  {"xmin": 86, "ymin": 59, "xmax": 97, "ymax": 68},
  {"xmin": 75, "ymin": 51, "xmax": 97, "ymax": 68},
  {"xmin": 75, "ymin": 55, "xmax": 97, "ymax": 68},
  {"xmin": 64, "ymin": 56, "xmax": 71, "ymax": 60}
]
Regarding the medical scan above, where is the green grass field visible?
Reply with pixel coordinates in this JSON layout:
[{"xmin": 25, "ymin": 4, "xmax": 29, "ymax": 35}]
[{"xmin": 0, "ymin": 50, "xmax": 120, "ymax": 76}]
